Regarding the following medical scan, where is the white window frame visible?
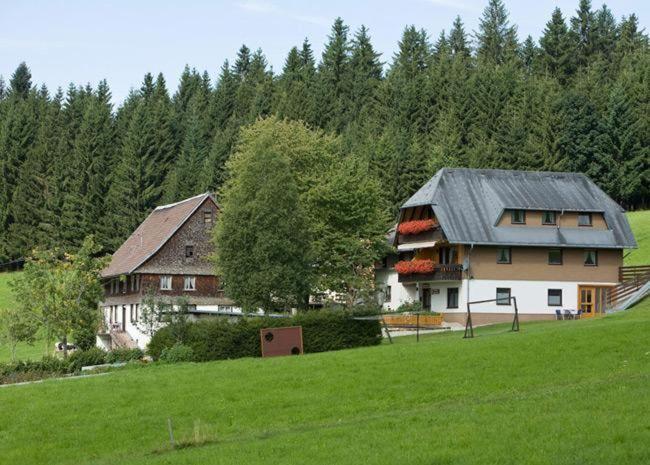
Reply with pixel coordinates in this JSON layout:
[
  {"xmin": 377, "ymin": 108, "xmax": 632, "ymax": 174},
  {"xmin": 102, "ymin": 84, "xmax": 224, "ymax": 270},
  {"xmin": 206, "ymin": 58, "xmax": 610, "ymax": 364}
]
[
  {"xmin": 160, "ymin": 275, "xmax": 172, "ymax": 290},
  {"xmin": 184, "ymin": 276, "xmax": 196, "ymax": 291}
]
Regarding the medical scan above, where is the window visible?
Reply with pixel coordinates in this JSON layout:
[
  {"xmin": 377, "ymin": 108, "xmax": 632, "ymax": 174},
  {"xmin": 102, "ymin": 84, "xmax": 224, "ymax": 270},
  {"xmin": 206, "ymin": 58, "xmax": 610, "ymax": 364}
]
[
  {"xmin": 130, "ymin": 304, "xmax": 134, "ymax": 323},
  {"xmin": 384, "ymin": 286, "xmax": 392, "ymax": 303},
  {"xmin": 548, "ymin": 289, "xmax": 562, "ymax": 306},
  {"xmin": 122, "ymin": 279, "xmax": 127, "ymax": 293},
  {"xmin": 542, "ymin": 211, "xmax": 556, "ymax": 225},
  {"xmin": 496, "ymin": 288, "xmax": 511, "ymax": 305},
  {"xmin": 584, "ymin": 250, "xmax": 598, "ymax": 266},
  {"xmin": 497, "ymin": 247, "xmax": 511, "ymax": 264},
  {"xmin": 578, "ymin": 213, "xmax": 592, "ymax": 226},
  {"xmin": 511, "ymin": 210, "xmax": 526, "ymax": 224},
  {"xmin": 548, "ymin": 249, "xmax": 563, "ymax": 265},
  {"xmin": 160, "ymin": 275, "xmax": 172, "ymax": 290},
  {"xmin": 447, "ymin": 287, "xmax": 459, "ymax": 309},
  {"xmin": 184, "ymin": 276, "xmax": 196, "ymax": 291},
  {"xmin": 438, "ymin": 247, "xmax": 457, "ymax": 265},
  {"xmin": 203, "ymin": 210, "xmax": 213, "ymax": 224},
  {"xmin": 134, "ymin": 304, "xmax": 139, "ymax": 322},
  {"xmin": 185, "ymin": 245, "xmax": 194, "ymax": 258}
]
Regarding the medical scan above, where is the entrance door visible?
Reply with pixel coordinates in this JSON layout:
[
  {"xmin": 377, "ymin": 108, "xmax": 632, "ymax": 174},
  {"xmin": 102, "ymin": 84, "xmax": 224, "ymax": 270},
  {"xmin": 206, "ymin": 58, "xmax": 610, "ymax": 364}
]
[
  {"xmin": 421, "ymin": 288, "xmax": 431, "ymax": 311},
  {"xmin": 578, "ymin": 286, "xmax": 596, "ymax": 317}
]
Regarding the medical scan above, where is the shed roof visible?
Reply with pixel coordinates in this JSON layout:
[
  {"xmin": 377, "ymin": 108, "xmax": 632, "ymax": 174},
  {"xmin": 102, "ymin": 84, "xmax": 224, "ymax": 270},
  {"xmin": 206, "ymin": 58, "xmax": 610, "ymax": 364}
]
[
  {"xmin": 401, "ymin": 168, "xmax": 636, "ymax": 249},
  {"xmin": 101, "ymin": 193, "xmax": 216, "ymax": 277}
]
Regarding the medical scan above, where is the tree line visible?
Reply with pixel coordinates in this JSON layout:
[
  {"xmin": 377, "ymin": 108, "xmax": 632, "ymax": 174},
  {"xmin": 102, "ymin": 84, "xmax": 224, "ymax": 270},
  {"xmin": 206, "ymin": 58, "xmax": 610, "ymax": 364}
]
[{"xmin": 0, "ymin": 0, "xmax": 648, "ymax": 262}]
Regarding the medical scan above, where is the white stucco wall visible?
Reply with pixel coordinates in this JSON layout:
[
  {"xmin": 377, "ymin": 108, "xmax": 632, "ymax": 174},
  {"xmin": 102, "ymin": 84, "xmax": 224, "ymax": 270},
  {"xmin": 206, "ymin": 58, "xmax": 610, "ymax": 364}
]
[{"xmin": 375, "ymin": 269, "xmax": 616, "ymax": 316}]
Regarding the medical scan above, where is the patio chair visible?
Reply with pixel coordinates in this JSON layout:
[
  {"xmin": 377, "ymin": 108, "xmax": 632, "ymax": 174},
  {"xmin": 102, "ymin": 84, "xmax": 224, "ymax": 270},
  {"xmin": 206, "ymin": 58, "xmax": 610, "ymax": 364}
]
[
  {"xmin": 555, "ymin": 309, "xmax": 563, "ymax": 320},
  {"xmin": 563, "ymin": 309, "xmax": 573, "ymax": 320},
  {"xmin": 575, "ymin": 310, "xmax": 582, "ymax": 320}
]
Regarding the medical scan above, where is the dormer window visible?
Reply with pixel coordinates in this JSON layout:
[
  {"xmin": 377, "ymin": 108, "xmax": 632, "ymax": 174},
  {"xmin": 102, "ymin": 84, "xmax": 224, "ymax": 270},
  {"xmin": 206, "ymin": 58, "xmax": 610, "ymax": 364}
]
[
  {"xmin": 578, "ymin": 213, "xmax": 592, "ymax": 227},
  {"xmin": 511, "ymin": 210, "xmax": 525, "ymax": 224},
  {"xmin": 542, "ymin": 211, "xmax": 556, "ymax": 225}
]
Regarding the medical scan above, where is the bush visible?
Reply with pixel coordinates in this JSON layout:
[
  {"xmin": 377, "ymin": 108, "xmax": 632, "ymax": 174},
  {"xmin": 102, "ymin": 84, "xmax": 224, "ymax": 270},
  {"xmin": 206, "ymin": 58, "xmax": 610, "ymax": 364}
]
[
  {"xmin": 159, "ymin": 344, "xmax": 195, "ymax": 363},
  {"xmin": 68, "ymin": 347, "xmax": 107, "ymax": 371},
  {"xmin": 396, "ymin": 301, "xmax": 423, "ymax": 314},
  {"xmin": 0, "ymin": 356, "xmax": 73, "ymax": 385},
  {"xmin": 73, "ymin": 325, "xmax": 99, "ymax": 351},
  {"xmin": 148, "ymin": 307, "xmax": 383, "ymax": 362},
  {"xmin": 106, "ymin": 348, "xmax": 144, "ymax": 363}
]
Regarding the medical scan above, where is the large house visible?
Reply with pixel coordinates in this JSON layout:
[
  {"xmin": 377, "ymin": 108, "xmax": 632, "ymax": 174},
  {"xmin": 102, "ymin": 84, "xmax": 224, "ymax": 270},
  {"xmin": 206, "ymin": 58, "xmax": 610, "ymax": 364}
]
[
  {"xmin": 375, "ymin": 168, "xmax": 637, "ymax": 325},
  {"xmin": 98, "ymin": 193, "xmax": 237, "ymax": 349}
]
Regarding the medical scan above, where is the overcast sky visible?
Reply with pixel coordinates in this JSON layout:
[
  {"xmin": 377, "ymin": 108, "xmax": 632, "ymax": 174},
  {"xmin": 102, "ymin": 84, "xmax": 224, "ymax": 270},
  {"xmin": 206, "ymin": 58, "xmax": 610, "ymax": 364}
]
[{"xmin": 1, "ymin": 0, "xmax": 648, "ymax": 104}]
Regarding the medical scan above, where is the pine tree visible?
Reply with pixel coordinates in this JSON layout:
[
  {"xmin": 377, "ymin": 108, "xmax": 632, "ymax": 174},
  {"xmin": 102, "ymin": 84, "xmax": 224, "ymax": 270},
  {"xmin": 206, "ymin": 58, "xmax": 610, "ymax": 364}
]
[
  {"xmin": 348, "ymin": 25, "xmax": 382, "ymax": 123},
  {"xmin": 539, "ymin": 8, "xmax": 573, "ymax": 81},
  {"xmin": 314, "ymin": 18, "xmax": 351, "ymax": 132},
  {"xmin": 476, "ymin": 0, "xmax": 518, "ymax": 64},
  {"xmin": 569, "ymin": 0, "xmax": 596, "ymax": 69},
  {"xmin": 449, "ymin": 16, "xmax": 471, "ymax": 59},
  {"xmin": 9, "ymin": 62, "xmax": 32, "ymax": 99}
]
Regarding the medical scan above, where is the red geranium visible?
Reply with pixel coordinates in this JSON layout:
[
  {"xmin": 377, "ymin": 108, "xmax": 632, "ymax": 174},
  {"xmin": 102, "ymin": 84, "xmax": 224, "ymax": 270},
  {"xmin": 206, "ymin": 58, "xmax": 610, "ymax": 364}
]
[
  {"xmin": 398, "ymin": 219, "xmax": 436, "ymax": 235},
  {"xmin": 395, "ymin": 259, "xmax": 435, "ymax": 275}
]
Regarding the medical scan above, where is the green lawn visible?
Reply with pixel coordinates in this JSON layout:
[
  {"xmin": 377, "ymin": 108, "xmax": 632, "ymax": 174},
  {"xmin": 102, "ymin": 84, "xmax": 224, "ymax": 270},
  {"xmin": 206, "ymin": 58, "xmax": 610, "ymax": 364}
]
[
  {"xmin": 625, "ymin": 210, "xmax": 650, "ymax": 265},
  {"xmin": 1, "ymin": 299, "xmax": 649, "ymax": 465},
  {"xmin": 0, "ymin": 272, "xmax": 17, "ymax": 310}
]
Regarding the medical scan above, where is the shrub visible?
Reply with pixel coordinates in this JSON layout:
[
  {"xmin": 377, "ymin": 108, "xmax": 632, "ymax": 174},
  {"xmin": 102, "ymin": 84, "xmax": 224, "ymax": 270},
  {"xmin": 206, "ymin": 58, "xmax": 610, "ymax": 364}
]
[
  {"xmin": 68, "ymin": 347, "xmax": 107, "ymax": 371},
  {"xmin": 396, "ymin": 301, "xmax": 423, "ymax": 314},
  {"xmin": 159, "ymin": 344, "xmax": 195, "ymax": 363},
  {"xmin": 0, "ymin": 356, "xmax": 73, "ymax": 385},
  {"xmin": 73, "ymin": 325, "xmax": 99, "ymax": 351},
  {"xmin": 148, "ymin": 307, "xmax": 382, "ymax": 362},
  {"xmin": 106, "ymin": 348, "xmax": 144, "ymax": 363}
]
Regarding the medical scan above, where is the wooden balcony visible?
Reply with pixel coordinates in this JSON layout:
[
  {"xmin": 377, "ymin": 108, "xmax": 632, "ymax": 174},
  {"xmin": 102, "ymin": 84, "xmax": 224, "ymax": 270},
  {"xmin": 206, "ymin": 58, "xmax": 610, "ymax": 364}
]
[{"xmin": 398, "ymin": 263, "xmax": 463, "ymax": 283}]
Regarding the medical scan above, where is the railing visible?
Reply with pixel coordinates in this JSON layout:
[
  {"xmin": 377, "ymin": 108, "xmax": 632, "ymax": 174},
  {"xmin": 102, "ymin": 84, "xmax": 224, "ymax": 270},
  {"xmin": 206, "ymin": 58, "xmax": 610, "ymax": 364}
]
[
  {"xmin": 607, "ymin": 266, "xmax": 650, "ymax": 309},
  {"xmin": 398, "ymin": 264, "xmax": 463, "ymax": 283},
  {"xmin": 619, "ymin": 265, "xmax": 650, "ymax": 282},
  {"xmin": 382, "ymin": 313, "xmax": 443, "ymax": 327}
]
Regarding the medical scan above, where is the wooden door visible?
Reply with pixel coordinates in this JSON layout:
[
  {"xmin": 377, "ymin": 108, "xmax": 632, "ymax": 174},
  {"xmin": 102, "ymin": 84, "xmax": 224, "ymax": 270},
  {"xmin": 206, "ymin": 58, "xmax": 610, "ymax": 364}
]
[
  {"xmin": 421, "ymin": 288, "xmax": 431, "ymax": 311},
  {"xmin": 578, "ymin": 286, "xmax": 596, "ymax": 318}
]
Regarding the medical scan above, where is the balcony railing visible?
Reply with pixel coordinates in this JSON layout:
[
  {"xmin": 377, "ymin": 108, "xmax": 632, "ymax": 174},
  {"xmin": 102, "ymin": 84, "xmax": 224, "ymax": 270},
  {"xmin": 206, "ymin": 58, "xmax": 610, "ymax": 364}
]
[{"xmin": 397, "ymin": 263, "xmax": 463, "ymax": 283}]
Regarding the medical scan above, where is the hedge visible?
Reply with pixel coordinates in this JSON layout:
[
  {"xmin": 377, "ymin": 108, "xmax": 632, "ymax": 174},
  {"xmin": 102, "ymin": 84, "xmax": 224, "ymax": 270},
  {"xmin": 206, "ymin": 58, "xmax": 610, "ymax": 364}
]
[
  {"xmin": 147, "ymin": 308, "xmax": 382, "ymax": 361},
  {"xmin": 0, "ymin": 347, "xmax": 145, "ymax": 385}
]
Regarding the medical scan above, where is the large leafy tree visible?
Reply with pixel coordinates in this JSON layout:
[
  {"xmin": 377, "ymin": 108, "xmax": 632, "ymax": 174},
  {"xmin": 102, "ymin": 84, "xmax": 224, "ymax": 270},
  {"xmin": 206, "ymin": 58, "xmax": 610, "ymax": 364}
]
[{"xmin": 213, "ymin": 121, "xmax": 311, "ymax": 312}]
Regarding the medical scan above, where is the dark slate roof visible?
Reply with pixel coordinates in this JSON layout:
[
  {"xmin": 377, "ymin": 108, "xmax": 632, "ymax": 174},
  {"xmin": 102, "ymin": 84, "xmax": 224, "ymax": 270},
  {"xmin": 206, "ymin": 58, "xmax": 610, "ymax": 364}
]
[
  {"xmin": 402, "ymin": 168, "xmax": 637, "ymax": 249},
  {"xmin": 102, "ymin": 193, "xmax": 216, "ymax": 277}
]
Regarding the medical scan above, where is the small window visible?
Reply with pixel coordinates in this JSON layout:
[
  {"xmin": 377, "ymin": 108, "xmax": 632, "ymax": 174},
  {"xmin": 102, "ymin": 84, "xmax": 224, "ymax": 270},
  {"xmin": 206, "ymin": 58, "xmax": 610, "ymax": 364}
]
[
  {"xmin": 542, "ymin": 211, "xmax": 556, "ymax": 225},
  {"xmin": 511, "ymin": 210, "xmax": 526, "ymax": 224},
  {"xmin": 134, "ymin": 304, "xmax": 139, "ymax": 322},
  {"xmin": 548, "ymin": 289, "xmax": 562, "ymax": 306},
  {"xmin": 496, "ymin": 288, "xmax": 511, "ymax": 305},
  {"xmin": 497, "ymin": 247, "xmax": 511, "ymax": 264},
  {"xmin": 160, "ymin": 275, "xmax": 172, "ymax": 290},
  {"xmin": 203, "ymin": 210, "xmax": 213, "ymax": 224},
  {"xmin": 184, "ymin": 276, "xmax": 196, "ymax": 291},
  {"xmin": 384, "ymin": 286, "xmax": 392, "ymax": 303},
  {"xmin": 548, "ymin": 249, "xmax": 563, "ymax": 265},
  {"xmin": 584, "ymin": 250, "xmax": 598, "ymax": 266},
  {"xmin": 578, "ymin": 213, "xmax": 592, "ymax": 226},
  {"xmin": 185, "ymin": 245, "xmax": 194, "ymax": 258},
  {"xmin": 447, "ymin": 287, "xmax": 459, "ymax": 309}
]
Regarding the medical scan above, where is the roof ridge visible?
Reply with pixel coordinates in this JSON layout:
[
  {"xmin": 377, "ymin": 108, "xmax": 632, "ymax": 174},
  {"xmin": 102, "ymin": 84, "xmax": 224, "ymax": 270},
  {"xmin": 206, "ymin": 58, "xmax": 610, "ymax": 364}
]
[{"xmin": 155, "ymin": 192, "xmax": 210, "ymax": 210}]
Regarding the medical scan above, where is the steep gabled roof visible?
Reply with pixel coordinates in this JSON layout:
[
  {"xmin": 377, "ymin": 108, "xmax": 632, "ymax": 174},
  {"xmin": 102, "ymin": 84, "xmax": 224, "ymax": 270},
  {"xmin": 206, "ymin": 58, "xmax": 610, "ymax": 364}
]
[
  {"xmin": 402, "ymin": 168, "xmax": 637, "ymax": 249},
  {"xmin": 102, "ymin": 193, "xmax": 216, "ymax": 278}
]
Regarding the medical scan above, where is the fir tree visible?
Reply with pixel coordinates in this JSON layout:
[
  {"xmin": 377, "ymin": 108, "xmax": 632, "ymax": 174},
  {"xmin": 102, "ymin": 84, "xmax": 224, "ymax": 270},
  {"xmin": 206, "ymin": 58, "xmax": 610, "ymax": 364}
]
[
  {"xmin": 540, "ymin": 8, "xmax": 573, "ymax": 81},
  {"xmin": 9, "ymin": 62, "xmax": 32, "ymax": 99},
  {"xmin": 476, "ymin": 0, "xmax": 518, "ymax": 64}
]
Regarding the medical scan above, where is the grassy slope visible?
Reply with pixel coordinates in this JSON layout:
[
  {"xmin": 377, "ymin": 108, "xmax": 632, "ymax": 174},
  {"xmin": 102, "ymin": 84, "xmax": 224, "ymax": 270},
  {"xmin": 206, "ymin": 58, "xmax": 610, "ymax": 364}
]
[
  {"xmin": 625, "ymin": 210, "xmax": 650, "ymax": 265},
  {"xmin": 1, "ymin": 300, "xmax": 649, "ymax": 465}
]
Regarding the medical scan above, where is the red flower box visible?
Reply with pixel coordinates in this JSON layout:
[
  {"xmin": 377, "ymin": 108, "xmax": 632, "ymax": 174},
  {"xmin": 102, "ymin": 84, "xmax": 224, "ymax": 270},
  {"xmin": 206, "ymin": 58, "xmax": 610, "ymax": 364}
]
[
  {"xmin": 395, "ymin": 259, "xmax": 435, "ymax": 275},
  {"xmin": 398, "ymin": 219, "xmax": 436, "ymax": 235}
]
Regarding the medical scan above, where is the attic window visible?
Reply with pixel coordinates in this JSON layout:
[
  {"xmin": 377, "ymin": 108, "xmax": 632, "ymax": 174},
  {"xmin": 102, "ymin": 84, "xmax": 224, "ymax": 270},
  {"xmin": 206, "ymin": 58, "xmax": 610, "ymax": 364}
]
[
  {"xmin": 578, "ymin": 213, "xmax": 592, "ymax": 227},
  {"xmin": 203, "ymin": 210, "xmax": 213, "ymax": 224},
  {"xmin": 185, "ymin": 245, "xmax": 194, "ymax": 258},
  {"xmin": 542, "ymin": 211, "xmax": 556, "ymax": 225},
  {"xmin": 511, "ymin": 210, "xmax": 525, "ymax": 224}
]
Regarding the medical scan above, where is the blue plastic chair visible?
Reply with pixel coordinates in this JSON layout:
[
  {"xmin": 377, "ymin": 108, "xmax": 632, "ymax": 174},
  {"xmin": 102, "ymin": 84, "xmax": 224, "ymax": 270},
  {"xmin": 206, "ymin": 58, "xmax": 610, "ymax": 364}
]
[{"xmin": 555, "ymin": 309, "xmax": 563, "ymax": 320}]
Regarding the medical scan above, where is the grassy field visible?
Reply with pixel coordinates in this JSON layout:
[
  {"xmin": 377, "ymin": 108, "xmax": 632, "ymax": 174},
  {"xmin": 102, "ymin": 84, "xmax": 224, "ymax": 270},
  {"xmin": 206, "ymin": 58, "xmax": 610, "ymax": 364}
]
[
  {"xmin": 0, "ymin": 272, "xmax": 17, "ymax": 310},
  {"xmin": 625, "ymin": 210, "xmax": 650, "ymax": 265},
  {"xmin": 1, "ymin": 298, "xmax": 649, "ymax": 465}
]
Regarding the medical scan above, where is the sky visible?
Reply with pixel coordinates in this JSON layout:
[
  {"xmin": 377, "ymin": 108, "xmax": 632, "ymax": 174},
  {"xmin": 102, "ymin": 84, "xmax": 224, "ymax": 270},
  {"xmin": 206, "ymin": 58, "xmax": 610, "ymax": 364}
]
[{"xmin": 1, "ymin": 0, "xmax": 648, "ymax": 104}]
